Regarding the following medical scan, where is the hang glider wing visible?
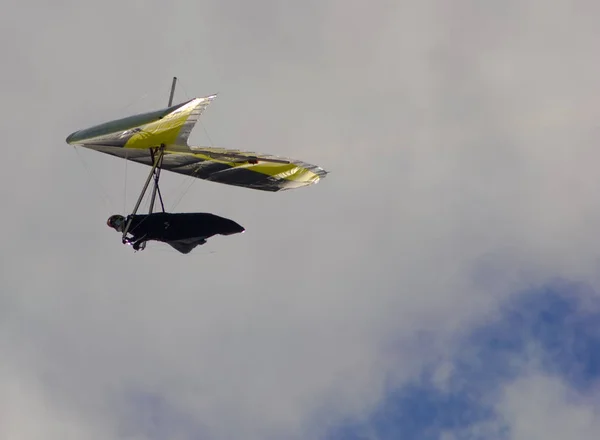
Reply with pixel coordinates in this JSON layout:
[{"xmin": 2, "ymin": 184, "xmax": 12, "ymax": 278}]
[
  {"xmin": 69, "ymin": 144, "xmax": 327, "ymax": 191},
  {"xmin": 66, "ymin": 96, "xmax": 328, "ymax": 192},
  {"xmin": 66, "ymin": 95, "xmax": 217, "ymax": 150}
]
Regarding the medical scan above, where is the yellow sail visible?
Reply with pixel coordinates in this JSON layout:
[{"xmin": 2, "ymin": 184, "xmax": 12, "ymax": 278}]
[{"xmin": 66, "ymin": 95, "xmax": 328, "ymax": 192}]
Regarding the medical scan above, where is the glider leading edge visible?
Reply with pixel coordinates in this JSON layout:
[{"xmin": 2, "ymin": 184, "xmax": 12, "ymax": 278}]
[{"xmin": 66, "ymin": 77, "xmax": 328, "ymax": 254}]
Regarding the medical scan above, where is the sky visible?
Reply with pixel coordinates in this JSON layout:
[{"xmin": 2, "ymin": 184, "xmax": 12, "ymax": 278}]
[{"xmin": 2, "ymin": 1, "xmax": 600, "ymax": 439}]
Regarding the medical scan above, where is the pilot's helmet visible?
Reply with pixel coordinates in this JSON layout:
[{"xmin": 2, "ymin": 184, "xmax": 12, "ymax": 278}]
[{"xmin": 107, "ymin": 215, "xmax": 126, "ymax": 231}]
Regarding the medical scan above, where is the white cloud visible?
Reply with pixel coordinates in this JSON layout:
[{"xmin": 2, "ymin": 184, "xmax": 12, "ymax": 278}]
[
  {"xmin": 2, "ymin": 1, "xmax": 600, "ymax": 439},
  {"xmin": 0, "ymin": 363, "xmax": 111, "ymax": 440},
  {"xmin": 498, "ymin": 372, "xmax": 600, "ymax": 440}
]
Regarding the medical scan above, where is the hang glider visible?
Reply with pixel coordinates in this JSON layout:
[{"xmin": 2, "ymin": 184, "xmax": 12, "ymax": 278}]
[
  {"xmin": 66, "ymin": 90, "xmax": 328, "ymax": 192},
  {"xmin": 66, "ymin": 77, "xmax": 328, "ymax": 253}
]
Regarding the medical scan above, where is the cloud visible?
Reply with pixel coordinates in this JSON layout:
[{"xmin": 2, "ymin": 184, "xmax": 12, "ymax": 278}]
[
  {"xmin": 325, "ymin": 283, "xmax": 600, "ymax": 440},
  {"xmin": 496, "ymin": 372, "xmax": 600, "ymax": 440},
  {"xmin": 2, "ymin": 1, "xmax": 600, "ymax": 440}
]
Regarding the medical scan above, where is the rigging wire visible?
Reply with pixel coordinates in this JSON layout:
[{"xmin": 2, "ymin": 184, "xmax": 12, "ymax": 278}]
[
  {"xmin": 143, "ymin": 242, "xmax": 217, "ymax": 256},
  {"xmin": 77, "ymin": 78, "xmax": 219, "ymax": 218},
  {"xmin": 117, "ymin": 92, "xmax": 148, "ymax": 114},
  {"xmin": 72, "ymin": 147, "xmax": 114, "ymax": 211},
  {"xmin": 168, "ymin": 77, "xmax": 219, "ymax": 211},
  {"xmin": 123, "ymin": 149, "xmax": 129, "ymax": 213},
  {"xmin": 71, "ymin": 89, "xmax": 149, "ymax": 216},
  {"xmin": 169, "ymin": 118, "xmax": 216, "ymax": 210},
  {"xmin": 70, "ymin": 77, "xmax": 231, "ymax": 256}
]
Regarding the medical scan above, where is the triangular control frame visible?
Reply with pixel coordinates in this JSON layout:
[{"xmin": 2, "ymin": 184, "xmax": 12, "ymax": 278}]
[{"xmin": 121, "ymin": 77, "xmax": 177, "ymax": 248}]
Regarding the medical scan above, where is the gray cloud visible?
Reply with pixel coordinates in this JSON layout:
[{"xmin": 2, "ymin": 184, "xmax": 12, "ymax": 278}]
[
  {"xmin": 496, "ymin": 369, "xmax": 600, "ymax": 440},
  {"xmin": 2, "ymin": 1, "xmax": 600, "ymax": 439}
]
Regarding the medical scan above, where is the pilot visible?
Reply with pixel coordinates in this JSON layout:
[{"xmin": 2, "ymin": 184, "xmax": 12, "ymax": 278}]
[
  {"xmin": 107, "ymin": 214, "xmax": 146, "ymax": 250},
  {"xmin": 106, "ymin": 212, "xmax": 243, "ymax": 253},
  {"xmin": 107, "ymin": 215, "xmax": 126, "ymax": 232}
]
